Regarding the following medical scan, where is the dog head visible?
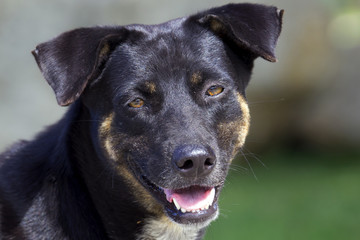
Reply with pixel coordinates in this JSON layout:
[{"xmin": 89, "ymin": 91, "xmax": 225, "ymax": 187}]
[{"xmin": 32, "ymin": 3, "xmax": 283, "ymax": 227}]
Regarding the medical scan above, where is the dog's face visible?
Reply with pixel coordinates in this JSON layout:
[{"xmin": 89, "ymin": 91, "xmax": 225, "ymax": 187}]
[
  {"xmin": 94, "ymin": 22, "xmax": 252, "ymax": 225},
  {"xmin": 32, "ymin": 4, "xmax": 282, "ymax": 227}
]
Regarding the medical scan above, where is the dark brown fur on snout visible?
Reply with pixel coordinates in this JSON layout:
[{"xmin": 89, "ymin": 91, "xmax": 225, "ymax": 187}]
[{"xmin": 0, "ymin": 3, "xmax": 283, "ymax": 240}]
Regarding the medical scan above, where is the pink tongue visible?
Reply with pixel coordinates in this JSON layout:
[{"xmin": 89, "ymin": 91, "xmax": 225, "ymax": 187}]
[{"xmin": 164, "ymin": 187, "xmax": 212, "ymax": 210}]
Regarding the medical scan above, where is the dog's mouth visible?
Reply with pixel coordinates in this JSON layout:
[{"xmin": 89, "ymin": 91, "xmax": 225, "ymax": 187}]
[
  {"xmin": 163, "ymin": 186, "xmax": 219, "ymax": 224},
  {"xmin": 164, "ymin": 186, "xmax": 215, "ymax": 213},
  {"xmin": 140, "ymin": 175, "xmax": 220, "ymax": 224}
]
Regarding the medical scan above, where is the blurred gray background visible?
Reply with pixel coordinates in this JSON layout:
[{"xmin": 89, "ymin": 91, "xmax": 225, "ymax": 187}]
[
  {"xmin": 1, "ymin": 0, "xmax": 359, "ymax": 153},
  {"xmin": 1, "ymin": 0, "xmax": 360, "ymax": 239}
]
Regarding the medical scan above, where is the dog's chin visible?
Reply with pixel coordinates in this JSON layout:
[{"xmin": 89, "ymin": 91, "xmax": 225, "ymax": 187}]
[{"xmin": 139, "ymin": 175, "xmax": 221, "ymax": 226}]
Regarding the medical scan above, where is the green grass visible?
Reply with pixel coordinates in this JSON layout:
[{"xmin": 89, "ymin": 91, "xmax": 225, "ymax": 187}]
[{"xmin": 204, "ymin": 151, "xmax": 360, "ymax": 240}]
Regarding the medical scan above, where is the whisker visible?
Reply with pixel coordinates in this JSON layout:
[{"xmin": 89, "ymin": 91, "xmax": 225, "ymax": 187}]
[
  {"xmin": 218, "ymin": 211, "xmax": 229, "ymax": 218},
  {"xmin": 240, "ymin": 149, "xmax": 258, "ymax": 182},
  {"xmin": 229, "ymin": 164, "xmax": 248, "ymax": 174},
  {"xmin": 241, "ymin": 147, "xmax": 268, "ymax": 169}
]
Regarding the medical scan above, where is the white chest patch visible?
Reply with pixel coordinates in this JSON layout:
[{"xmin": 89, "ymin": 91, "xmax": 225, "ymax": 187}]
[{"xmin": 137, "ymin": 216, "xmax": 203, "ymax": 240}]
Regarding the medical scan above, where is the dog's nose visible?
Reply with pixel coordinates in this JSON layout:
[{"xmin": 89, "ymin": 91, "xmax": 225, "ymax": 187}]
[{"xmin": 172, "ymin": 145, "xmax": 216, "ymax": 178}]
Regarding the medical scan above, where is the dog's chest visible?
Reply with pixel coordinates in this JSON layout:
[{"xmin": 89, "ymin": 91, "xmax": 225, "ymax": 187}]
[{"xmin": 137, "ymin": 217, "xmax": 201, "ymax": 240}]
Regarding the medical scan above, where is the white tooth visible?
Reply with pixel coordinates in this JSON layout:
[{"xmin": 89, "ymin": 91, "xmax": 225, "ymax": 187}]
[
  {"xmin": 205, "ymin": 205, "xmax": 209, "ymax": 210},
  {"xmin": 181, "ymin": 208, "xmax": 186, "ymax": 213},
  {"xmin": 173, "ymin": 198, "xmax": 181, "ymax": 210},
  {"xmin": 192, "ymin": 209, "xmax": 196, "ymax": 213},
  {"xmin": 201, "ymin": 207, "xmax": 204, "ymax": 210},
  {"xmin": 209, "ymin": 188, "xmax": 216, "ymax": 206}
]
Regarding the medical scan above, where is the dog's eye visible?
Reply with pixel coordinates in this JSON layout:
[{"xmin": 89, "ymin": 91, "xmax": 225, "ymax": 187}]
[
  {"xmin": 128, "ymin": 98, "xmax": 144, "ymax": 108},
  {"xmin": 206, "ymin": 86, "xmax": 224, "ymax": 97}
]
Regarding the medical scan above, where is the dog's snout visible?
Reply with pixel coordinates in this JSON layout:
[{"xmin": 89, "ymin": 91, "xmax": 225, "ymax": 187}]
[{"xmin": 172, "ymin": 145, "xmax": 216, "ymax": 178}]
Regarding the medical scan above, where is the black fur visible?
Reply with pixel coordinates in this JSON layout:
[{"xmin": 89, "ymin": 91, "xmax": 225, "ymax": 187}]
[{"xmin": 0, "ymin": 4, "xmax": 283, "ymax": 239}]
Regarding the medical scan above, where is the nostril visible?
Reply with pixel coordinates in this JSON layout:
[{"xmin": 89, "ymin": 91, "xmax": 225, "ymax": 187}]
[
  {"xmin": 205, "ymin": 158, "xmax": 214, "ymax": 166},
  {"xmin": 181, "ymin": 159, "xmax": 193, "ymax": 170}
]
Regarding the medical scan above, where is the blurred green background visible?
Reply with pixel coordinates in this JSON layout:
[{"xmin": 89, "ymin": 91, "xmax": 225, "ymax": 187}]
[{"xmin": 0, "ymin": 0, "xmax": 359, "ymax": 239}]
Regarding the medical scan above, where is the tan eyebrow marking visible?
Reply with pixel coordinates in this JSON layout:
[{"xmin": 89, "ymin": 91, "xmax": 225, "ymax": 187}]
[
  {"xmin": 190, "ymin": 72, "xmax": 202, "ymax": 85},
  {"xmin": 144, "ymin": 81, "xmax": 156, "ymax": 94}
]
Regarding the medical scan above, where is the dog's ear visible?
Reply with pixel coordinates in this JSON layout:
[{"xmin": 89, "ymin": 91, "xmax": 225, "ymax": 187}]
[
  {"xmin": 194, "ymin": 3, "xmax": 283, "ymax": 62},
  {"xmin": 32, "ymin": 27, "xmax": 129, "ymax": 106}
]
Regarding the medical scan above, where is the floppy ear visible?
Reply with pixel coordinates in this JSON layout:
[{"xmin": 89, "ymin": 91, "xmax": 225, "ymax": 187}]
[
  {"xmin": 194, "ymin": 3, "xmax": 283, "ymax": 62},
  {"xmin": 32, "ymin": 27, "xmax": 129, "ymax": 106}
]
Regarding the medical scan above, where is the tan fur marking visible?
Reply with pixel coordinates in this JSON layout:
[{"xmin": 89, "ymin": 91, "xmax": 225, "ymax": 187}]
[
  {"xmin": 217, "ymin": 93, "xmax": 250, "ymax": 158},
  {"xmin": 210, "ymin": 19, "xmax": 224, "ymax": 32},
  {"xmin": 237, "ymin": 93, "xmax": 251, "ymax": 148},
  {"xmin": 104, "ymin": 138, "xmax": 117, "ymax": 161},
  {"xmin": 99, "ymin": 43, "xmax": 110, "ymax": 59},
  {"xmin": 190, "ymin": 72, "xmax": 202, "ymax": 85},
  {"xmin": 99, "ymin": 113, "xmax": 113, "ymax": 134},
  {"xmin": 99, "ymin": 113, "xmax": 117, "ymax": 161},
  {"xmin": 145, "ymin": 81, "xmax": 156, "ymax": 94}
]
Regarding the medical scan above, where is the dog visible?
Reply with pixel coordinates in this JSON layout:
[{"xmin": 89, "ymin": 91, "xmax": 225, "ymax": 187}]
[{"xmin": 0, "ymin": 3, "xmax": 283, "ymax": 240}]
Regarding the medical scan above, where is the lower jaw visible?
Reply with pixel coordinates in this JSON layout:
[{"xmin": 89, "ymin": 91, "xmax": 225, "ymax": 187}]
[{"xmin": 164, "ymin": 202, "xmax": 219, "ymax": 225}]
